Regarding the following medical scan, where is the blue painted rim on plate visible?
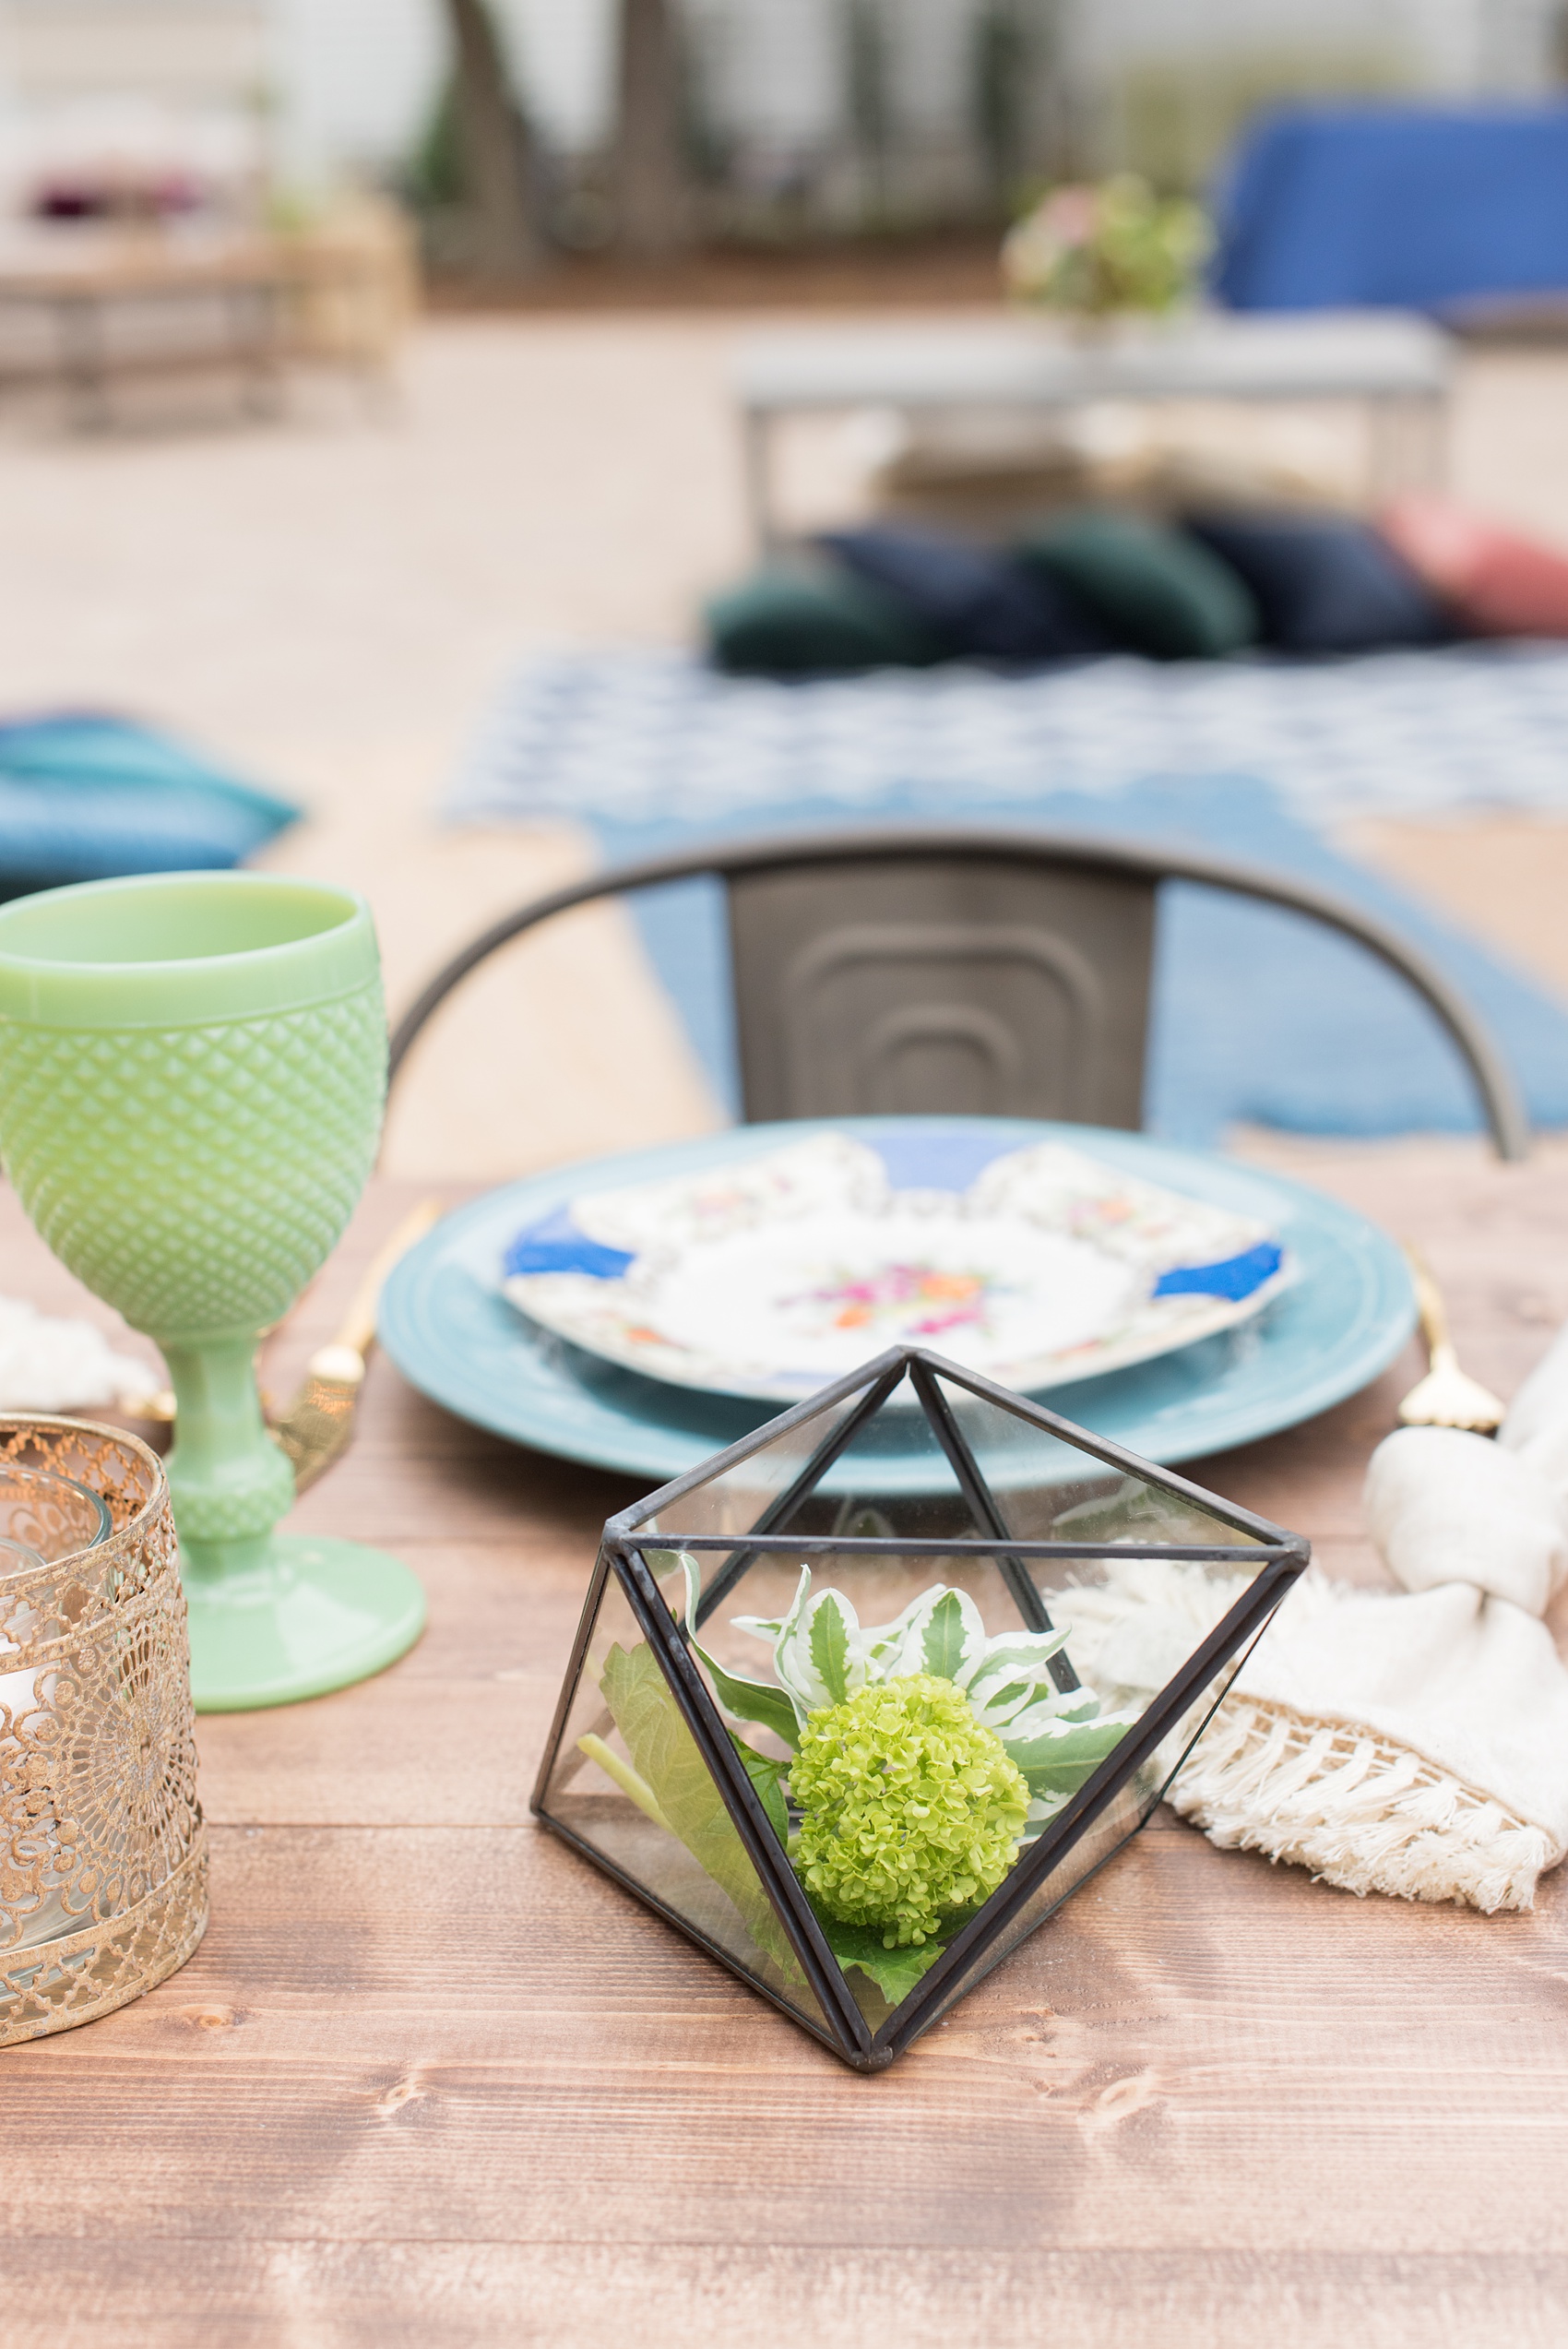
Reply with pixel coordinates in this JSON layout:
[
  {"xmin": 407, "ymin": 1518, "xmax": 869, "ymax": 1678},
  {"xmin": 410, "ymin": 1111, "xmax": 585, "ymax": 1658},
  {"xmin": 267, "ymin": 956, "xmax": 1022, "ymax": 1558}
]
[{"xmin": 377, "ymin": 1117, "xmax": 1416, "ymax": 1492}]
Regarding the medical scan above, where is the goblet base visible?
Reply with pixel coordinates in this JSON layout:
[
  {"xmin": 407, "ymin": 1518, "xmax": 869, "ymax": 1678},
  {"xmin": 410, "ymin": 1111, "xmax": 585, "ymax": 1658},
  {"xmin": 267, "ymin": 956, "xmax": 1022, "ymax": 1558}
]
[{"xmin": 184, "ymin": 1532, "xmax": 426, "ymax": 1712}]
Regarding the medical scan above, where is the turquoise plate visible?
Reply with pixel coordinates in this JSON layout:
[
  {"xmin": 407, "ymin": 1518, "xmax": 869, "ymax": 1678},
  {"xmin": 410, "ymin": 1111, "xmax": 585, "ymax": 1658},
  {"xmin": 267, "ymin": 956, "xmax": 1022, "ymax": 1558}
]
[{"xmin": 378, "ymin": 1117, "xmax": 1414, "ymax": 1491}]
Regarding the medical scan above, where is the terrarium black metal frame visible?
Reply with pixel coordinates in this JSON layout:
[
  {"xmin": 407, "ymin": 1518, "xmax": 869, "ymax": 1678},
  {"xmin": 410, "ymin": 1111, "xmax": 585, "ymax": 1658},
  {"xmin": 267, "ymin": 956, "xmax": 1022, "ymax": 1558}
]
[{"xmin": 531, "ymin": 1342, "xmax": 1310, "ymax": 2072}]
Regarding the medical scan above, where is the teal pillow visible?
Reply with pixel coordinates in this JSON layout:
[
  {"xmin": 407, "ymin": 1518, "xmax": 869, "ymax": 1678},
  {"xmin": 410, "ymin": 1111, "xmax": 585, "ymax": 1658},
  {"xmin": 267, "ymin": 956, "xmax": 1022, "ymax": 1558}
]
[
  {"xmin": 706, "ymin": 563, "xmax": 943, "ymax": 675},
  {"xmin": 0, "ymin": 714, "xmax": 300, "ymax": 900},
  {"xmin": 1016, "ymin": 508, "xmax": 1259, "ymax": 660}
]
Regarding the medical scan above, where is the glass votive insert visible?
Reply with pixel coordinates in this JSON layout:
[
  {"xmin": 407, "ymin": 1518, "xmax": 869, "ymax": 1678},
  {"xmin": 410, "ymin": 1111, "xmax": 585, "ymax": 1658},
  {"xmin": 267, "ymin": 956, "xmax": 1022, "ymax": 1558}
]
[{"xmin": 0, "ymin": 1463, "xmax": 112, "ymax": 1565}]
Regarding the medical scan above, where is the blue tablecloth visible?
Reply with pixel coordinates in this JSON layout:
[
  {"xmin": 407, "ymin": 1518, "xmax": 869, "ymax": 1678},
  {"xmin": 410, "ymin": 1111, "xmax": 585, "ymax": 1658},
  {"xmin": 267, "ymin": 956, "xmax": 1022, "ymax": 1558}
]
[{"xmin": 1214, "ymin": 103, "xmax": 1568, "ymax": 313}]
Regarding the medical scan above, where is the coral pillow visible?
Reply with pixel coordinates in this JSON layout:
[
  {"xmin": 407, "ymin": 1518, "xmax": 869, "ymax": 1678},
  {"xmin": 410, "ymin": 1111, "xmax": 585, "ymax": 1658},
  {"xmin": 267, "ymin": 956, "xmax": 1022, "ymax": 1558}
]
[{"xmin": 1380, "ymin": 495, "xmax": 1568, "ymax": 638}]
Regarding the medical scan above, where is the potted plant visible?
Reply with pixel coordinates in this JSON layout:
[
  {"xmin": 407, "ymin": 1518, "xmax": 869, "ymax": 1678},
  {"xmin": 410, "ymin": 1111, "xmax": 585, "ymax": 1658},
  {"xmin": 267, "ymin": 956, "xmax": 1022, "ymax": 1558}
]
[{"xmin": 1002, "ymin": 173, "xmax": 1212, "ymax": 329}]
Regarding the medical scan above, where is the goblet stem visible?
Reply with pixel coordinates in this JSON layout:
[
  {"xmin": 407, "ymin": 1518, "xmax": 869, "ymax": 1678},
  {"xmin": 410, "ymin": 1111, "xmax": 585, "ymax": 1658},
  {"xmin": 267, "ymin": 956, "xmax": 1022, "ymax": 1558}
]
[
  {"xmin": 161, "ymin": 1336, "xmax": 294, "ymax": 1577},
  {"xmin": 161, "ymin": 1331, "xmax": 427, "ymax": 1714}
]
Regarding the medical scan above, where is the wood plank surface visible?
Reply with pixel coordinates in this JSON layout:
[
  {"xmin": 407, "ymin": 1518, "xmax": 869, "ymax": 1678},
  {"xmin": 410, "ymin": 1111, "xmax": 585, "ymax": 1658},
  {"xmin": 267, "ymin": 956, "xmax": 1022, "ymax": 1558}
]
[{"xmin": 3, "ymin": 1142, "xmax": 1567, "ymax": 2348}]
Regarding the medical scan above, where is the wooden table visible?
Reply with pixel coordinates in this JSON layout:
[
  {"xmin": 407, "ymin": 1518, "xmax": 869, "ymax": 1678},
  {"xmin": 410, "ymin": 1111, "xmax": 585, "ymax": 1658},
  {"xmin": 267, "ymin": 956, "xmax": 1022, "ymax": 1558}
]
[
  {"xmin": 6, "ymin": 1139, "xmax": 1567, "ymax": 2345},
  {"xmin": 0, "ymin": 230, "xmax": 405, "ymax": 428}
]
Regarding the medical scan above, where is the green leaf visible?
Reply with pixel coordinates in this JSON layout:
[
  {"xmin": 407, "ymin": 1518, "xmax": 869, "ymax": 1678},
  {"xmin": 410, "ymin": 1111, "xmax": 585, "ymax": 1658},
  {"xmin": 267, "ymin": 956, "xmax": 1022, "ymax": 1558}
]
[
  {"xmin": 809, "ymin": 1593, "xmax": 852, "ymax": 1706},
  {"xmin": 1004, "ymin": 1716, "xmax": 1130, "ymax": 1799},
  {"xmin": 818, "ymin": 1916, "xmax": 947, "ymax": 2007},
  {"xmin": 730, "ymin": 1731, "xmax": 790, "ymax": 1845},
  {"xmin": 921, "ymin": 1588, "xmax": 969, "ymax": 1680},
  {"xmin": 701, "ymin": 1651, "xmax": 803, "ymax": 1749},
  {"xmin": 599, "ymin": 1640, "xmax": 802, "ymax": 1983}
]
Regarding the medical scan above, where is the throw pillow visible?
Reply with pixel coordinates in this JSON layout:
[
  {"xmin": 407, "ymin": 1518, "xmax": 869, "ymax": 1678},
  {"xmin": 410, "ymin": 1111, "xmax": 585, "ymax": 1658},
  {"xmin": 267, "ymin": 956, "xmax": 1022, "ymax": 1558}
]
[
  {"xmin": 820, "ymin": 524, "xmax": 1111, "ymax": 661},
  {"xmin": 1184, "ymin": 510, "xmax": 1448, "ymax": 654},
  {"xmin": 0, "ymin": 714, "xmax": 301, "ymax": 900},
  {"xmin": 1015, "ymin": 508, "xmax": 1259, "ymax": 660},
  {"xmin": 1380, "ymin": 495, "xmax": 1568, "ymax": 637},
  {"xmin": 706, "ymin": 562, "xmax": 944, "ymax": 675}
]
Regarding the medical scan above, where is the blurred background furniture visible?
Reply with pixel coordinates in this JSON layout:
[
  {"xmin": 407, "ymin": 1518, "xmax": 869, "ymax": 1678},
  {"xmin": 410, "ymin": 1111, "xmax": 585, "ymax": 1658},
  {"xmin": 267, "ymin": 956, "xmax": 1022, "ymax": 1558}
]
[
  {"xmin": 0, "ymin": 203, "xmax": 414, "ymax": 425},
  {"xmin": 1215, "ymin": 101, "xmax": 1568, "ymax": 318},
  {"xmin": 734, "ymin": 312, "xmax": 1453, "ymax": 548},
  {"xmin": 386, "ymin": 824, "xmax": 1527, "ymax": 1160}
]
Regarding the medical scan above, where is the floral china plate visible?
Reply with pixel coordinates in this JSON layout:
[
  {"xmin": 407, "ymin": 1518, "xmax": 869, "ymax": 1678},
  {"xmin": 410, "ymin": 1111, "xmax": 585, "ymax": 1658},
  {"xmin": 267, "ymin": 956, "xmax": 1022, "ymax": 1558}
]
[{"xmin": 499, "ymin": 1128, "xmax": 1290, "ymax": 1403}]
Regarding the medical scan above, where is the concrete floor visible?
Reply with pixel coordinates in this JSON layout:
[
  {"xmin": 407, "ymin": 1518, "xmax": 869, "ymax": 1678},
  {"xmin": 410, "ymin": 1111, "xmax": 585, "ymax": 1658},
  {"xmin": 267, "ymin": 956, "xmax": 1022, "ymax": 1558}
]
[{"xmin": 4, "ymin": 311, "xmax": 1566, "ymax": 1177}]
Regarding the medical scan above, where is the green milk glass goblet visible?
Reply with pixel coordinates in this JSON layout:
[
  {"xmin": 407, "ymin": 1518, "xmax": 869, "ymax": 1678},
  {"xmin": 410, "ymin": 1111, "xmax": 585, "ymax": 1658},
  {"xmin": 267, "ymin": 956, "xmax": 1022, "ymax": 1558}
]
[{"xmin": 0, "ymin": 870, "xmax": 426, "ymax": 1711}]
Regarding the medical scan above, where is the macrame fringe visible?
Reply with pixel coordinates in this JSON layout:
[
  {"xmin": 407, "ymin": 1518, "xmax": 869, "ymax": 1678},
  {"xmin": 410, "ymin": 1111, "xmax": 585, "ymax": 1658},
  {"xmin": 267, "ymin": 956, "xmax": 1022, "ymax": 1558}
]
[
  {"xmin": 1171, "ymin": 1695, "xmax": 1559, "ymax": 1914},
  {"xmin": 1052, "ymin": 1559, "xmax": 1563, "ymax": 1912}
]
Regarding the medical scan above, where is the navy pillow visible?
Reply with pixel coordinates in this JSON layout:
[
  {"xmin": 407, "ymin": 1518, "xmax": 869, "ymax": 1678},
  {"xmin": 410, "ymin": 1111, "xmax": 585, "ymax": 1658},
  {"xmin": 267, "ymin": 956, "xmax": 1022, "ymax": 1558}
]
[
  {"xmin": 821, "ymin": 525, "xmax": 1111, "ymax": 662},
  {"xmin": 0, "ymin": 714, "xmax": 300, "ymax": 900},
  {"xmin": 1183, "ymin": 511, "xmax": 1449, "ymax": 653}
]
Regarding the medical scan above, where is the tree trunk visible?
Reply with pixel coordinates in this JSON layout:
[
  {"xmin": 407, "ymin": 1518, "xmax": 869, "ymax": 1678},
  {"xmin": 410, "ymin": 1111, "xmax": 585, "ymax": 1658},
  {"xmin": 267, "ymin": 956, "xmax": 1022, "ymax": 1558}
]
[
  {"xmin": 614, "ymin": 0, "xmax": 691, "ymax": 260},
  {"xmin": 444, "ymin": 0, "xmax": 543, "ymax": 280}
]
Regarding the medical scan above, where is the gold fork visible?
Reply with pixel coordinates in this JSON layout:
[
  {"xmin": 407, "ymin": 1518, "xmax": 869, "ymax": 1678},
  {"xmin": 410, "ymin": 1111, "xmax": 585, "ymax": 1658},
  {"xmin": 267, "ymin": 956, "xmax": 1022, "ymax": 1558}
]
[
  {"xmin": 269, "ymin": 1199, "xmax": 443, "ymax": 1492},
  {"xmin": 1396, "ymin": 1244, "xmax": 1505, "ymax": 1436}
]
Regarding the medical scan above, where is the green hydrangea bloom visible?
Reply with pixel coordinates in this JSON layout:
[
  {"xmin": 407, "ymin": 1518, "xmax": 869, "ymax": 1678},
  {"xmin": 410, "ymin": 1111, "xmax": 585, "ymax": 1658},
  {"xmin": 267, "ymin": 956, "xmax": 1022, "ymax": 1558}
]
[{"xmin": 790, "ymin": 1673, "xmax": 1030, "ymax": 1948}]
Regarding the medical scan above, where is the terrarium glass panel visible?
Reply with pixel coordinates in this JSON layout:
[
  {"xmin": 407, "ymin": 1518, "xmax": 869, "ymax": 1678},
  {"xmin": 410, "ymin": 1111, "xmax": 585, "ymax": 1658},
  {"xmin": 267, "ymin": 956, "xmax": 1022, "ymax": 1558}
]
[
  {"xmin": 634, "ymin": 1377, "xmax": 882, "ymax": 1542},
  {"xmin": 538, "ymin": 1556, "xmax": 833, "ymax": 2037},
  {"xmin": 535, "ymin": 1345, "xmax": 1308, "ymax": 2070}
]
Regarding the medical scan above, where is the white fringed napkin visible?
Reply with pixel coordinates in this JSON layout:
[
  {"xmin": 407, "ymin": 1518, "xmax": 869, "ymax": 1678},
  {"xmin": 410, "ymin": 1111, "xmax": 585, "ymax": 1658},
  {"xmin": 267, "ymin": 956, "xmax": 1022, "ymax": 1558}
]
[
  {"xmin": 0, "ymin": 1294, "xmax": 159, "ymax": 1413},
  {"xmin": 1052, "ymin": 1328, "xmax": 1568, "ymax": 1914}
]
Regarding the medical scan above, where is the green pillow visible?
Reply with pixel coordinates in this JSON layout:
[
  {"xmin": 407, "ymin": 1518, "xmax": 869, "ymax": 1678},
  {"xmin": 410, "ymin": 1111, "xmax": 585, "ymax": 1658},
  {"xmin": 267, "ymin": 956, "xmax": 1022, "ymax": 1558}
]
[
  {"xmin": 1016, "ymin": 508, "xmax": 1258, "ymax": 659},
  {"xmin": 706, "ymin": 562, "xmax": 943, "ymax": 675}
]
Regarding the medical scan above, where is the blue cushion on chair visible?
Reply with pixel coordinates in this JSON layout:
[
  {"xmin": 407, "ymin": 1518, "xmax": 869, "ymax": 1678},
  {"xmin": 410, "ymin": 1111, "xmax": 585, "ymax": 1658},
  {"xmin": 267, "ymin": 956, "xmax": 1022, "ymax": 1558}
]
[
  {"xmin": 1183, "ymin": 511, "xmax": 1449, "ymax": 653},
  {"xmin": 820, "ymin": 525, "xmax": 1111, "ymax": 661},
  {"xmin": 0, "ymin": 714, "xmax": 300, "ymax": 900}
]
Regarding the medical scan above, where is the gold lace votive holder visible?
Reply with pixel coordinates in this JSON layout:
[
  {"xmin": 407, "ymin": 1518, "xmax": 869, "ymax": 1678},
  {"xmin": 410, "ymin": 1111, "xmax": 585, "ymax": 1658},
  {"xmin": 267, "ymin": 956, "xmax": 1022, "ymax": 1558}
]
[{"xmin": 0, "ymin": 1415, "xmax": 207, "ymax": 2046}]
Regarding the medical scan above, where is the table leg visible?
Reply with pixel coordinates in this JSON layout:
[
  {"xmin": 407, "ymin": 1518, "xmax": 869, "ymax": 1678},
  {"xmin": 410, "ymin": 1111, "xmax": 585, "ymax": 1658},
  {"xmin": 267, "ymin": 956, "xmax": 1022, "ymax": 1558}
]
[
  {"xmin": 58, "ymin": 294, "xmax": 110, "ymax": 431},
  {"xmin": 742, "ymin": 407, "xmax": 778, "ymax": 556},
  {"xmin": 1368, "ymin": 391, "xmax": 1448, "ymax": 499}
]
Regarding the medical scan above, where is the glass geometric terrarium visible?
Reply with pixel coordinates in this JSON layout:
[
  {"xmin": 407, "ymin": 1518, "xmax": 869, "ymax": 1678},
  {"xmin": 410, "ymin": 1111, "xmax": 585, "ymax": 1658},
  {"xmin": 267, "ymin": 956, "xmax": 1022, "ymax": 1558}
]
[{"xmin": 533, "ymin": 1344, "xmax": 1310, "ymax": 2071}]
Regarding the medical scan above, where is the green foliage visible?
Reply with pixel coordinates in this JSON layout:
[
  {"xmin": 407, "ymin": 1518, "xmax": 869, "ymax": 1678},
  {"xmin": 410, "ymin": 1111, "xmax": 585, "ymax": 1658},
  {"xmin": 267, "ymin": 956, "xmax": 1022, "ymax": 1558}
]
[
  {"xmin": 809, "ymin": 1592, "xmax": 853, "ymax": 1706},
  {"xmin": 599, "ymin": 1640, "xmax": 800, "ymax": 1981},
  {"xmin": 410, "ymin": 76, "xmax": 465, "ymax": 209},
  {"xmin": 1003, "ymin": 174, "xmax": 1212, "ymax": 316},
  {"xmin": 816, "ymin": 1915, "xmax": 947, "ymax": 2007},
  {"xmin": 729, "ymin": 1729, "xmax": 790, "ymax": 1844},
  {"xmin": 921, "ymin": 1588, "xmax": 969, "ymax": 1680},
  {"xmin": 791, "ymin": 1674, "xmax": 1030, "ymax": 1948}
]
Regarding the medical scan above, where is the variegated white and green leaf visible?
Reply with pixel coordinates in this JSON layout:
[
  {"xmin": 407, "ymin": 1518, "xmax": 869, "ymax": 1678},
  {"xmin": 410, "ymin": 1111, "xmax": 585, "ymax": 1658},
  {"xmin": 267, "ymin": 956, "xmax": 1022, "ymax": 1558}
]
[
  {"xmin": 681, "ymin": 1556, "xmax": 808, "ymax": 1745},
  {"xmin": 1001, "ymin": 1711, "xmax": 1134, "ymax": 1801},
  {"xmin": 740, "ymin": 1568, "xmax": 873, "ymax": 1713},
  {"xmin": 873, "ymin": 1584, "xmax": 989, "ymax": 1684},
  {"xmin": 962, "ymin": 1627, "xmax": 1071, "ymax": 1721}
]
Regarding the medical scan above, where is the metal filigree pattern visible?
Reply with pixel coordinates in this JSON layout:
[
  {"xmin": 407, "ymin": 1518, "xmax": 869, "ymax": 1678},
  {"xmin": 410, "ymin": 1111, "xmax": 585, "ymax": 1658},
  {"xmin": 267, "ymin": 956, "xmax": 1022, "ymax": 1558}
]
[{"xmin": 0, "ymin": 1416, "xmax": 206, "ymax": 2046}]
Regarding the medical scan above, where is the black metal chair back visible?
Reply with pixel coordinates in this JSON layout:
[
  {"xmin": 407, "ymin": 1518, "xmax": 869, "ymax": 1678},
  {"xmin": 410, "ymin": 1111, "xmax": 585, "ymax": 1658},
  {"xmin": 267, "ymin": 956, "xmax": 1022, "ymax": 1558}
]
[{"xmin": 386, "ymin": 824, "xmax": 1528, "ymax": 1159}]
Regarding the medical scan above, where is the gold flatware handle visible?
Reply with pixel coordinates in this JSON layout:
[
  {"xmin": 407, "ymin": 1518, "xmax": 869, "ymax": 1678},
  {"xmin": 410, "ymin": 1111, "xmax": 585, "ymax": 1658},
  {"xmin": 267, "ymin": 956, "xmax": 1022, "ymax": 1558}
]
[
  {"xmin": 1396, "ymin": 1240, "xmax": 1504, "ymax": 1434},
  {"xmin": 1404, "ymin": 1242, "xmax": 1455, "ymax": 1367},
  {"xmin": 304, "ymin": 1197, "xmax": 443, "ymax": 1382},
  {"xmin": 273, "ymin": 1198, "xmax": 444, "ymax": 1490}
]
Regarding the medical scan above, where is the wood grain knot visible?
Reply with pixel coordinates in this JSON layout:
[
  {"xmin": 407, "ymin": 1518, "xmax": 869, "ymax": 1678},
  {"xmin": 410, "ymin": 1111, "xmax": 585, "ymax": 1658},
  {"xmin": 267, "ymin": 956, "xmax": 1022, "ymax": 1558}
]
[
  {"xmin": 1080, "ymin": 2067, "xmax": 1164, "ymax": 2135},
  {"xmin": 375, "ymin": 2071, "xmax": 426, "ymax": 2117}
]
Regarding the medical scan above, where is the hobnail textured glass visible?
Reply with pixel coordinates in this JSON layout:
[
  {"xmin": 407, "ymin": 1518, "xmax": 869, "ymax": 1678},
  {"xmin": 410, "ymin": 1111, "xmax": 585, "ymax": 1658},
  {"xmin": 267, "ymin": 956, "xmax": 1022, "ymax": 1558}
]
[
  {"xmin": 0, "ymin": 993, "xmax": 386, "ymax": 1341},
  {"xmin": 0, "ymin": 873, "xmax": 426, "ymax": 1711}
]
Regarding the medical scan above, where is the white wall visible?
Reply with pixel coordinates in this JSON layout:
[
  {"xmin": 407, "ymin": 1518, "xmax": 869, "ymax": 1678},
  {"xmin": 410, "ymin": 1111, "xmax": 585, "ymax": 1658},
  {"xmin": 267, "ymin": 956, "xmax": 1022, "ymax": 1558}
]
[
  {"xmin": 0, "ymin": 0, "xmax": 1557, "ymax": 197},
  {"xmin": 268, "ymin": 0, "xmax": 442, "ymax": 186}
]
